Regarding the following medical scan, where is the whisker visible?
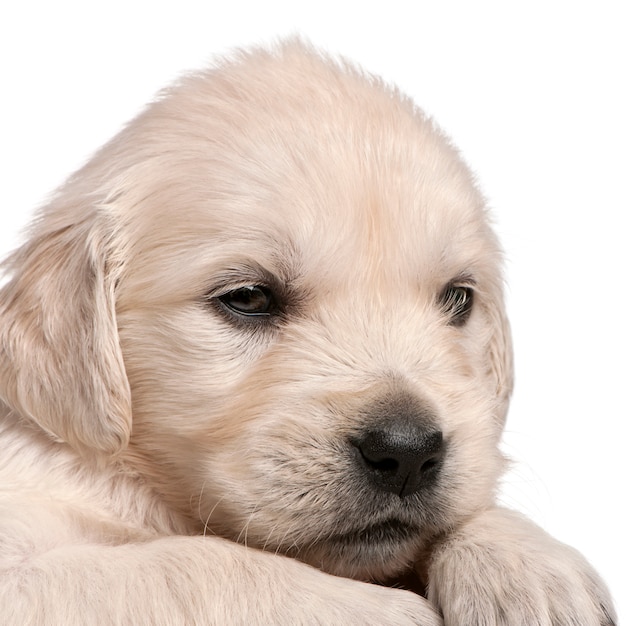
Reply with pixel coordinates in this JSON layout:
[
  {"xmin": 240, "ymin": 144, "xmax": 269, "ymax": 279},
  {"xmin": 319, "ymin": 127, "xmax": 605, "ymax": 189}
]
[
  {"xmin": 236, "ymin": 505, "xmax": 259, "ymax": 547},
  {"xmin": 200, "ymin": 493, "xmax": 227, "ymax": 537}
]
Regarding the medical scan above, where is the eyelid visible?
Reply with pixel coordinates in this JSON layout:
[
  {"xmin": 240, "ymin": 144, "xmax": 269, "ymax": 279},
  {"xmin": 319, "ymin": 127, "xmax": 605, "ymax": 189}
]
[
  {"xmin": 205, "ymin": 264, "xmax": 283, "ymax": 300},
  {"xmin": 210, "ymin": 281, "xmax": 272, "ymax": 300},
  {"xmin": 447, "ymin": 274, "xmax": 475, "ymax": 289}
]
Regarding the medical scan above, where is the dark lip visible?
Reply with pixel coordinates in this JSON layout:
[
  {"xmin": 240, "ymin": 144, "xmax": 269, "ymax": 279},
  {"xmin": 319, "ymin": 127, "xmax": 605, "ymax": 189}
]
[{"xmin": 328, "ymin": 518, "xmax": 419, "ymax": 546}]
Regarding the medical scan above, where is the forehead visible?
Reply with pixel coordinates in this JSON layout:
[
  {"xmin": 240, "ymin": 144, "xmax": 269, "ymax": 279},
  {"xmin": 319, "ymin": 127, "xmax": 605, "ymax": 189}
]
[{"xmin": 114, "ymin": 47, "xmax": 496, "ymax": 300}]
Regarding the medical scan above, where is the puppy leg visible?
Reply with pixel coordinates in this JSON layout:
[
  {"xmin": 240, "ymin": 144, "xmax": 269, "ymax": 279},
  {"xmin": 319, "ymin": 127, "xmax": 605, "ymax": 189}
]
[
  {"xmin": 427, "ymin": 507, "xmax": 616, "ymax": 626},
  {"xmin": 1, "ymin": 534, "xmax": 442, "ymax": 626}
]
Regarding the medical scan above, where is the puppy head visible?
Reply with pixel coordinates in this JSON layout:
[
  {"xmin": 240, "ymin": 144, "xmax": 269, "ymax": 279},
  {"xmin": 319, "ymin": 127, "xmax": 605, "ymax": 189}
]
[{"xmin": 0, "ymin": 41, "xmax": 513, "ymax": 580}]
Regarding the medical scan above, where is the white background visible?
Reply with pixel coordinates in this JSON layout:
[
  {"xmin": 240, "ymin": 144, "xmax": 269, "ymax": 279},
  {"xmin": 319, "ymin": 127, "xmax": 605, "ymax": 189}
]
[{"xmin": 1, "ymin": 0, "xmax": 623, "ymax": 616}]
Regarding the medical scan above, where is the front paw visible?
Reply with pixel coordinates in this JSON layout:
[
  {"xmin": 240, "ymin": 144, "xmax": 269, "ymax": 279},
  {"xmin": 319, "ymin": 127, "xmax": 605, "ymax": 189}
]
[{"xmin": 427, "ymin": 508, "xmax": 616, "ymax": 626}]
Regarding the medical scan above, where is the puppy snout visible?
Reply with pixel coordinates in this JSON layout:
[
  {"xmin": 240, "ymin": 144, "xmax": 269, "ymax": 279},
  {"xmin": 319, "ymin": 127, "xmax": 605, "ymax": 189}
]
[{"xmin": 351, "ymin": 423, "xmax": 445, "ymax": 498}]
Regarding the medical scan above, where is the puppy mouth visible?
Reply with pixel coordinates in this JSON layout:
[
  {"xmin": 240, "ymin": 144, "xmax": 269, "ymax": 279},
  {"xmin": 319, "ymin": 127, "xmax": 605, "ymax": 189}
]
[
  {"xmin": 328, "ymin": 517, "xmax": 420, "ymax": 547},
  {"xmin": 292, "ymin": 516, "xmax": 424, "ymax": 580}
]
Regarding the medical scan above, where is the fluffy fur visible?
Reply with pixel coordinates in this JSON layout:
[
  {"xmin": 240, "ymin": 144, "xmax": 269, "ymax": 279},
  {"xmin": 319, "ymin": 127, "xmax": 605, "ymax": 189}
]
[{"xmin": 0, "ymin": 41, "xmax": 616, "ymax": 625}]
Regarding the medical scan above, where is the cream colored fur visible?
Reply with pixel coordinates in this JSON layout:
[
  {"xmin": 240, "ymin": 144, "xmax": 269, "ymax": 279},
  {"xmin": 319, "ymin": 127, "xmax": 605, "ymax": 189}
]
[{"xmin": 0, "ymin": 41, "xmax": 616, "ymax": 625}]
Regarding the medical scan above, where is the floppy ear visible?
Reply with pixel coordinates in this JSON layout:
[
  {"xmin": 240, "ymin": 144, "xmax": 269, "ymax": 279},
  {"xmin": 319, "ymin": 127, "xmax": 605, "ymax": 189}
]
[
  {"xmin": 485, "ymin": 287, "xmax": 514, "ymax": 429},
  {"xmin": 0, "ymin": 207, "xmax": 131, "ymax": 456}
]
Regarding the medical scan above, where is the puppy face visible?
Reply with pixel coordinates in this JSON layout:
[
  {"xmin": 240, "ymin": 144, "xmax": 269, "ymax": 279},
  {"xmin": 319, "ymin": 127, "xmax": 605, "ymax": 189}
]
[{"xmin": 0, "ymin": 42, "xmax": 513, "ymax": 581}]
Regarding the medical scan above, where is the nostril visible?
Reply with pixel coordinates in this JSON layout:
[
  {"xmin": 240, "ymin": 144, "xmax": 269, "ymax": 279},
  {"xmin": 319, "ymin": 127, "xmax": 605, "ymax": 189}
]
[
  {"xmin": 419, "ymin": 456, "xmax": 439, "ymax": 473},
  {"xmin": 361, "ymin": 454, "xmax": 399, "ymax": 474}
]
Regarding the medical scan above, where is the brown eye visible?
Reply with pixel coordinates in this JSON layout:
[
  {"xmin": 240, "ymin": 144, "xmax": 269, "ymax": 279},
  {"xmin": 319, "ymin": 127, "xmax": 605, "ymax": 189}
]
[
  {"xmin": 440, "ymin": 284, "xmax": 474, "ymax": 326},
  {"xmin": 218, "ymin": 286, "xmax": 275, "ymax": 317}
]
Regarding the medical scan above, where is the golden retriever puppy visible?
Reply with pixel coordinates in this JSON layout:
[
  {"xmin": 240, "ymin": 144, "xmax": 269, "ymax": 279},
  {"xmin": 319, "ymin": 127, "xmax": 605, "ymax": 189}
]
[{"xmin": 0, "ymin": 41, "xmax": 615, "ymax": 625}]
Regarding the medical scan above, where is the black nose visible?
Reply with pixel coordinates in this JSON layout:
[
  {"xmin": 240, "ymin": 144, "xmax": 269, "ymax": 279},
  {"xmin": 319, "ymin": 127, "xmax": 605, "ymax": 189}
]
[{"xmin": 351, "ymin": 425, "xmax": 445, "ymax": 498}]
